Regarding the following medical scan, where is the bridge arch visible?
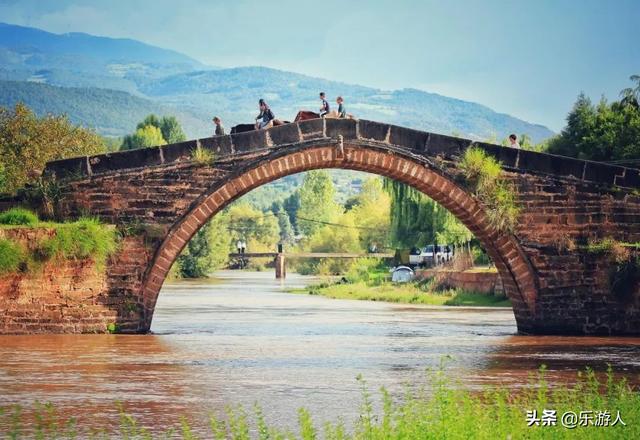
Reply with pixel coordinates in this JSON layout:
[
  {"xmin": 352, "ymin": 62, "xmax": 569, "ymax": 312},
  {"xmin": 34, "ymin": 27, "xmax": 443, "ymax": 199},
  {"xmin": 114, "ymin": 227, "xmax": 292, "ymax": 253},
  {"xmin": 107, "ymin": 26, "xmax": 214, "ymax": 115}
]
[{"xmin": 140, "ymin": 142, "xmax": 538, "ymax": 332}]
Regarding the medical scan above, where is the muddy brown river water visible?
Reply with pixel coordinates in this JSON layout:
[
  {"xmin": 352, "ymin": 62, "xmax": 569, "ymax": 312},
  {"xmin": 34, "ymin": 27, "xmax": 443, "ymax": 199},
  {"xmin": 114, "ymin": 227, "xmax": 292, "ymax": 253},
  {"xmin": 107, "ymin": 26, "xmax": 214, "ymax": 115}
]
[{"xmin": 1, "ymin": 271, "xmax": 639, "ymax": 434}]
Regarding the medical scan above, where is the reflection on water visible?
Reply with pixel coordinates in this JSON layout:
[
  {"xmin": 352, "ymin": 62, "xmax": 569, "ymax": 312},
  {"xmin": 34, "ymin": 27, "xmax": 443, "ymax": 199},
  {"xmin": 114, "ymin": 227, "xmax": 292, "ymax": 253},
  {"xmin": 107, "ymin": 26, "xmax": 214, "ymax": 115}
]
[{"xmin": 1, "ymin": 271, "xmax": 639, "ymax": 433}]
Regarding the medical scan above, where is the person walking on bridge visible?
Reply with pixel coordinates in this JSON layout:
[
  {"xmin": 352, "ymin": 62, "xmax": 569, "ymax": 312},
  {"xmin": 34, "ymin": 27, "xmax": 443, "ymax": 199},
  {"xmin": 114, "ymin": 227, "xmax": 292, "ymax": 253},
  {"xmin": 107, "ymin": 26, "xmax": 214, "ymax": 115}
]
[
  {"xmin": 255, "ymin": 99, "xmax": 275, "ymax": 130},
  {"xmin": 336, "ymin": 96, "xmax": 346, "ymax": 118},
  {"xmin": 213, "ymin": 116, "xmax": 225, "ymax": 136},
  {"xmin": 319, "ymin": 92, "xmax": 330, "ymax": 117}
]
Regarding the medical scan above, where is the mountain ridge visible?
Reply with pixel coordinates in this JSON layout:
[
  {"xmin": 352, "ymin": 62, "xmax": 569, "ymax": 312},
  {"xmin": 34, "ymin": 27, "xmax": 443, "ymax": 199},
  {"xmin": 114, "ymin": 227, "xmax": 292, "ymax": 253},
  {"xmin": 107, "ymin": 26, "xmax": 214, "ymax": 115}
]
[{"xmin": 0, "ymin": 22, "xmax": 554, "ymax": 142}]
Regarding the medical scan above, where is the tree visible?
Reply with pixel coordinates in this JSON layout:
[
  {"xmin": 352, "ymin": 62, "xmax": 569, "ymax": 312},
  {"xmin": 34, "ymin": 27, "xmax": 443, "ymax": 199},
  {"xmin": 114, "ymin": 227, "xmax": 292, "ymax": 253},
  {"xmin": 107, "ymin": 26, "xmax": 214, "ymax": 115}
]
[
  {"xmin": 276, "ymin": 207, "xmax": 295, "ymax": 246},
  {"xmin": 282, "ymin": 190, "xmax": 301, "ymax": 233},
  {"xmin": 545, "ymin": 76, "xmax": 640, "ymax": 162},
  {"xmin": 121, "ymin": 125, "xmax": 166, "ymax": 151},
  {"xmin": 297, "ymin": 170, "xmax": 341, "ymax": 237},
  {"xmin": 121, "ymin": 114, "xmax": 186, "ymax": 151},
  {"xmin": 620, "ymin": 74, "xmax": 640, "ymax": 108},
  {"xmin": 349, "ymin": 178, "xmax": 391, "ymax": 251},
  {"xmin": 0, "ymin": 103, "xmax": 105, "ymax": 193},
  {"xmin": 383, "ymin": 178, "xmax": 471, "ymax": 248},
  {"xmin": 159, "ymin": 116, "xmax": 187, "ymax": 144},
  {"xmin": 176, "ymin": 213, "xmax": 230, "ymax": 278},
  {"xmin": 226, "ymin": 203, "xmax": 279, "ymax": 252}
]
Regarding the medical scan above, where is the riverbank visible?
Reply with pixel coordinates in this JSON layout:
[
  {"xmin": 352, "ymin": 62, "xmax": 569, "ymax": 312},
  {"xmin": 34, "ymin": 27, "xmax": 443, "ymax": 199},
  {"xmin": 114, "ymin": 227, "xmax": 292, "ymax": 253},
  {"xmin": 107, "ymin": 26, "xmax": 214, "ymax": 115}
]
[
  {"xmin": 289, "ymin": 280, "xmax": 512, "ymax": 307},
  {"xmin": 2, "ymin": 367, "xmax": 637, "ymax": 439}
]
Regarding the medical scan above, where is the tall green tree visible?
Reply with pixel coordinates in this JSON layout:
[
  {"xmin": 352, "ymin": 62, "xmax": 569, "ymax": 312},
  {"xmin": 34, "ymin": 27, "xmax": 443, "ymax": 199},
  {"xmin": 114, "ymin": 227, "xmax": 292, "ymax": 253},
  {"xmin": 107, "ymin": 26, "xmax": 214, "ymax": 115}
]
[
  {"xmin": 545, "ymin": 76, "xmax": 640, "ymax": 162},
  {"xmin": 297, "ymin": 171, "xmax": 341, "ymax": 237},
  {"xmin": 176, "ymin": 213, "xmax": 230, "ymax": 278},
  {"xmin": 276, "ymin": 207, "xmax": 295, "ymax": 246},
  {"xmin": 121, "ymin": 114, "xmax": 186, "ymax": 151},
  {"xmin": 0, "ymin": 103, "xmax": 105, "ymax": 193},
  {"xmin": 121, "ymin": 125, "xmax": 166, "ymax": 151},
  {"xmin": 283, "ymin": 190, "xmax": 301, "ymax": 233},
  {"xmin": 383, "ymin": 178, "xmax": 471, "ymax": 248}
]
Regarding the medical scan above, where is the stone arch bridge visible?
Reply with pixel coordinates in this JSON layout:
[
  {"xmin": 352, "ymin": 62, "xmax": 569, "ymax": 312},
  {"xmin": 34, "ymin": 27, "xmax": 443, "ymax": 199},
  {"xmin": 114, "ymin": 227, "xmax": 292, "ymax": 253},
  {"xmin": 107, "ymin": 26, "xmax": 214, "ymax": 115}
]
[{"xmin": 4, "ymin": 118, "xmax": 640, "ymax": 335}]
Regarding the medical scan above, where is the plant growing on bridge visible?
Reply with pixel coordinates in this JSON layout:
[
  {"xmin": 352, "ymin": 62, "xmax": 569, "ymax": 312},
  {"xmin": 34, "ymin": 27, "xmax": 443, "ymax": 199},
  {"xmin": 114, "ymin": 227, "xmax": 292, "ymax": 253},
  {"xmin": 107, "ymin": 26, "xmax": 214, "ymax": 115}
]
[
  {"xmin": 0, "ymin": 239, "xmax": 25, "ymax": 274},
  {"xmin": 191, "ymin": 144, "xmax": 215, "ymax": 165},
  {"xmin": 459, "ymin": 147, "xmax": 520, "ymax": 233},
  {"xmin": 37, "ymin": 217, "xmax": 118, "ymax": 268}
]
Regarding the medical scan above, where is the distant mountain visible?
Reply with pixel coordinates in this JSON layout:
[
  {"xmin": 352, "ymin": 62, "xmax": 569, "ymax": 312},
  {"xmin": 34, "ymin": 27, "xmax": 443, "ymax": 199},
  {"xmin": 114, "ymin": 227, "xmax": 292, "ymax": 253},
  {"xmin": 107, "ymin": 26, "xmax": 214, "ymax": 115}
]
[
  {"xmin": 0, "ymin": 22, "xmax": 208, "ymax": 90},
  {"xmin": 0, "ymin": 80, "xmax": 208, "ymax": 137},
  {"xmin": 0, "ymin": 22, "xmax": 554, "ymax": 143},
  {"xmin": 141, "ymin": 66, "xmax": 554, "ymax": 142}
]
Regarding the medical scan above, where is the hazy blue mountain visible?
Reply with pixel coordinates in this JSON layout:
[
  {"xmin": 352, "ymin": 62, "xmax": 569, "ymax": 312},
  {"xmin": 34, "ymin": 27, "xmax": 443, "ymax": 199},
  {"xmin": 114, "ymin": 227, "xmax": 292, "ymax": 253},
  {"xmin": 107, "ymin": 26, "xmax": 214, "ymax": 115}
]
[
  {"xmin": 0, "ymin": 22, "xmax": 554, "ymax": 143},
  {"xmin": 141, "ymin": 66, "xmax": 554, "ymax": 142},
  {"xmin": 0, "ymin": 80, "xmax": 209, "ymax": 137},
  {"xmin": 0, "ymin": 22, "xmax": 208, "ymax": 88}
]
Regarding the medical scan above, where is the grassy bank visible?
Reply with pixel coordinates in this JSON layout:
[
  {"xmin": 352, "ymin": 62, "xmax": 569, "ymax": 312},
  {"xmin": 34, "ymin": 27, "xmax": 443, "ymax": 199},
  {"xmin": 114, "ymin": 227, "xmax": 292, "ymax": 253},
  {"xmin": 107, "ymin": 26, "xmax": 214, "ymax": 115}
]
[
  {"xmin": 0, "ymin": 366, "xmax": 637, "ymax": 438},
  {"xmin": 0, "ymin": 208, "xmax": 118, "ymax": 274},
  {"xmin": 290, "ymin": 280, "xmax": 512, "ymax": 307}
]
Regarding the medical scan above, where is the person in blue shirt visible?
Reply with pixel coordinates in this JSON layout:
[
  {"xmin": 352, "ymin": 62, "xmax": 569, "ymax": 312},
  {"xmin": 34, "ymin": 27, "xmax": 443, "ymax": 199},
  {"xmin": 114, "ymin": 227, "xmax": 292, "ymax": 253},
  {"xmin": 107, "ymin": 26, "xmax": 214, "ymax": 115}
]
[
  {"xmin": 255, "ymin": 99, "xmax": 275, "ymax": 129},
  {"xmin": 319, "ymin": 92, "xmax": 330, "ymax": 117}
]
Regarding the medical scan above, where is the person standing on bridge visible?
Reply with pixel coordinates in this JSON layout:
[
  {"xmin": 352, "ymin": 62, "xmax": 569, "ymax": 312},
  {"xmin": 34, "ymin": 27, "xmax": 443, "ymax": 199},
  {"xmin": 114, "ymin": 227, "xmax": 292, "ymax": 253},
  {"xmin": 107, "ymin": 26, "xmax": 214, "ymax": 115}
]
[
  {"xmin": 213, "ymin": 116, "xmax": 225, "ymax": 136},
  {"xmin": 508, "ymin": 134, "xmax": 521, "ymax": 149},
  {"xmin": 319, "ymin": 92, "xmax": 330, "ymax": 117},
  {"xmin": 255, "ymin": 99, "xmax": 275, "ymax": 130},
  {"xmin": 336, "ymin": 96, "xmax": 346, "ymax": 118}
]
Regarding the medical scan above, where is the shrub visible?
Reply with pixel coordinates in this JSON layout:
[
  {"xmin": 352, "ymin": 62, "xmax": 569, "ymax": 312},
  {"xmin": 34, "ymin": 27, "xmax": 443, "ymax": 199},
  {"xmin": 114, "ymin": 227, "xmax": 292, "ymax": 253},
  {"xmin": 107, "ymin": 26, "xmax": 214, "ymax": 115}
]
[
  {"xmin": 0, "ymin": 208, "xmax": 39, "ymax": 226},
  {"xmin": 0, "ymin": 239, "xmax": 25, "ymax": 274},
  {"xmin": 191, "ymin": 146, "xmax": 215, "ymax": 166},
  {"xmin": 37, "ymin": 217, "xmax": 117, "ymax": 266},
  {"xmin": 459, "ymin": 147, "xmax": 520, "ymax": 233}
]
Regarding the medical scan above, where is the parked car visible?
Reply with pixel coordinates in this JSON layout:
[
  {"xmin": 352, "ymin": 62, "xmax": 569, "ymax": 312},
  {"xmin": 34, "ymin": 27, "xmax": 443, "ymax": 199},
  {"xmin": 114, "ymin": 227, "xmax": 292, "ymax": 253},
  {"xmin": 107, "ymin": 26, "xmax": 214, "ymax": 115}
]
[
  {"xmin": 408, "ymin": 247, "xmax": 423, "ymax": 266},
  {"xmin": 391, "ymin": 265, "xmax": 414, "ymax": 283}
]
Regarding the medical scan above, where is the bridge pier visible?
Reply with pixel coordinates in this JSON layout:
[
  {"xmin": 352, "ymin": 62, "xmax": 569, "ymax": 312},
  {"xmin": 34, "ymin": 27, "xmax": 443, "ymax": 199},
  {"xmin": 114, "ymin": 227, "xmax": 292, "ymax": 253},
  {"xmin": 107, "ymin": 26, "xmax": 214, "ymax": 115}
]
[{"xmin": 275, "ymin": 254, "xmax": 286, "ymax": 279}]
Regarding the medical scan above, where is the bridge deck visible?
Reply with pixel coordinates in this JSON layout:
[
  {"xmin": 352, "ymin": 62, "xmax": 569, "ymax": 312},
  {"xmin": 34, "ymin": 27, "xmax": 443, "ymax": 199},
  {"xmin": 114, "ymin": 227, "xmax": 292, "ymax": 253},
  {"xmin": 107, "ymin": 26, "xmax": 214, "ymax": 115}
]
[{"xmin": 43, "ymin": 118, "xmax": 640, "ymax": 189}]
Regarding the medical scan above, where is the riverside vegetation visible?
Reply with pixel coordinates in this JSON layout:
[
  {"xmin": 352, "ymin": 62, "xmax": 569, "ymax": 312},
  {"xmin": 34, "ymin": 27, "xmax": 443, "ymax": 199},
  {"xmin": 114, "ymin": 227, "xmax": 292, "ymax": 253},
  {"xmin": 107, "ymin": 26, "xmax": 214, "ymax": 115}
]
[
  {"xmin": 0, "ymin": 365, "xmax": 637, "ymax": 439},
  {"xmin": 0, "ymin": 208, "xmax": 117, "ymax": 274},
  {"xmin": 290, "ymin": 258, "xmax": 510, "ymax": 307}
]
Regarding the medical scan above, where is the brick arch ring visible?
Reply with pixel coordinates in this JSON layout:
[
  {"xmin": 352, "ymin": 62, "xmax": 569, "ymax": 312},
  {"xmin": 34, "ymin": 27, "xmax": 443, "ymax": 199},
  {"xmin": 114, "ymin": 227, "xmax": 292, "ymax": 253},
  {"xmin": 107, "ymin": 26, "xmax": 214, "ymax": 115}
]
[{"xmin": 140, "ymin": 143, "xmax": 538, "ymax": 332}]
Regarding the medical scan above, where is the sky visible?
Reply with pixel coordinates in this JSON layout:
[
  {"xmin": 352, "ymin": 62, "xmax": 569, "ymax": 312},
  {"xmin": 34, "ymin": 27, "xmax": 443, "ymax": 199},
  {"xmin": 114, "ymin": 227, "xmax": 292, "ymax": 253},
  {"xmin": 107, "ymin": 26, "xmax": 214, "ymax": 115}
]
[{"xmin": 1, "ymin": 0, "xmax": 639, "ymax": 131}]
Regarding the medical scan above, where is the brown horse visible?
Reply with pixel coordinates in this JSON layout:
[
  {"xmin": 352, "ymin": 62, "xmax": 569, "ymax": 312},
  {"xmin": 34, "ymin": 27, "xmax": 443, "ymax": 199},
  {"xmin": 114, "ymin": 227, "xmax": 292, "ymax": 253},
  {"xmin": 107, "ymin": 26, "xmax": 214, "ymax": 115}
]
[{"xmin": 293, "ymin": 111, "xmax": 320, "ymax": 122}]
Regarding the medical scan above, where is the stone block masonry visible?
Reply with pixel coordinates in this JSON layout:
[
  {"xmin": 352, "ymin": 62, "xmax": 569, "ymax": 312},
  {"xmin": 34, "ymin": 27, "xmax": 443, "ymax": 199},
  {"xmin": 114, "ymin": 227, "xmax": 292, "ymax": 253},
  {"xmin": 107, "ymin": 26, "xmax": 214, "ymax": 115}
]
[{"xmin": 2, "ymin": 118, "xmax": 638, "ymax": 335}]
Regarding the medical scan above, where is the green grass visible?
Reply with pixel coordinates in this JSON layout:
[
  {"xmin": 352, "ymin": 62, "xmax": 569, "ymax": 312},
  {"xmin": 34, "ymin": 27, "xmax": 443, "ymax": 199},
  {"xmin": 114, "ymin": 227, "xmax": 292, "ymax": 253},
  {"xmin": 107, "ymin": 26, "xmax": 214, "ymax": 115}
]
[
  {"xmin": 0, "ymin": 238, "xmax": 25, "ymax": 274},
  {"xmin": 191, "ymin": 145, "xmax": 215, "ymax": 166},
  {"xmin": 36, "ymin": 217, "xmax": 117, "ymax": 267},
  {"xmin": 1, "ymin": 366, "xmax": 637, "ymax": 439},
  {"xmin": 0, "ymin": 209, "xmax": 118, "ymax": 274},
  {"xmin": 291, "ymin": 280, "xmax": 512, "ymax": 307},
  {"xmin": 0, "ymin": 207, "xmax": 38, "ymax": 226}
]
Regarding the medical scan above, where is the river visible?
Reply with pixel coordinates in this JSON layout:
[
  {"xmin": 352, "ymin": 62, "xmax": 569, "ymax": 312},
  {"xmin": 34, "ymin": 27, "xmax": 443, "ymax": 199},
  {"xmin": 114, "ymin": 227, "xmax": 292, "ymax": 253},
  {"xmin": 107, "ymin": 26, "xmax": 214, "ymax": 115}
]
[{"xmin": 1, "ymin": 271, "xmax": 639, "ymax": 435}]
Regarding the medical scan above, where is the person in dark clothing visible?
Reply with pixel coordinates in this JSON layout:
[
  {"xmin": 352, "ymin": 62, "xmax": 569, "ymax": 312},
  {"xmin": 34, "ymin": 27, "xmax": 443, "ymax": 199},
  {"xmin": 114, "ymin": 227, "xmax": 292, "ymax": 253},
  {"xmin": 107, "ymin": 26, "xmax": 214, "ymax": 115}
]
[
  {"xmin": 213, "ymin": 116, "xmax": 225, "ymax": 136},
  {"xmin": 336, "ymin": 96, "xmax": 346, "ymax": 118},
  {"xmin": 319, "ymin": 92, "xmax": 330, "ymax": 117},
  {"xmin": 255, "ymin": 98, "xmax": 275, "ymax": 129}
]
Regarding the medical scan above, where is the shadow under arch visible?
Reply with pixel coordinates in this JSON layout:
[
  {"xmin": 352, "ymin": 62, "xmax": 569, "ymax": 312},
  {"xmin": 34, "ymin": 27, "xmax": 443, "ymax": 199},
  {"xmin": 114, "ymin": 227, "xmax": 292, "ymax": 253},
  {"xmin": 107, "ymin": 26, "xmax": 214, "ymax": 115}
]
[{"xmin": 141, "ymin": 142, "xmax": 538, "ymax": 333}]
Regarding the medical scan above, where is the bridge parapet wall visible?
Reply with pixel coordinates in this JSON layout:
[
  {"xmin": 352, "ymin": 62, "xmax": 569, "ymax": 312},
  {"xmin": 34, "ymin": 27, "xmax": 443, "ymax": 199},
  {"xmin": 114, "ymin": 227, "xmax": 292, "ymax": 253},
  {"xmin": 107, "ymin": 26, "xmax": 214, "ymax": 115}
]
[{"xmin": 43, "ymin": 119, "xmax": 640, "ymax": 190}]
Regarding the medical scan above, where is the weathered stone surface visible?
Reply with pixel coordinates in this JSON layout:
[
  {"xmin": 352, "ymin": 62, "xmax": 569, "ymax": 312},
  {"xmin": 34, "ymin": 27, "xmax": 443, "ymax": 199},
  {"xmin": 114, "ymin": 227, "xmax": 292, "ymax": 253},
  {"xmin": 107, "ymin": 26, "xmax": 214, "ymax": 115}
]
[
  {"xmin": 6, "ymin": 118, "xmax": 639, "ymax": 335},
  {"xmin": 0, "ymin": 230, "xmax": 156, "ymax": 334}
]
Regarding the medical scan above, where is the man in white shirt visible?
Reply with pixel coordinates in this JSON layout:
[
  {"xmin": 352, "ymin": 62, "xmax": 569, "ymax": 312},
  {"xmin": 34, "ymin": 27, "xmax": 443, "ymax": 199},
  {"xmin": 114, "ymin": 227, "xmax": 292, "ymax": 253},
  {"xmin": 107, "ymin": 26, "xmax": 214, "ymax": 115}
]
[{"xmin": 508, "ymin": 134, "xmax": 521, "ymax": 149}]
